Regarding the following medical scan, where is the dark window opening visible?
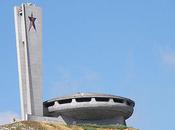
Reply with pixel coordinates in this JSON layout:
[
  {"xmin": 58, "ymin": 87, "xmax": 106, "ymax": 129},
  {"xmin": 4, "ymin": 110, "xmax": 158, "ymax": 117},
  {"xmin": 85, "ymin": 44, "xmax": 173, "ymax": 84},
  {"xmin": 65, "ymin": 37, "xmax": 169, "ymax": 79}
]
[
  {"xmin": 76, "ymin": 98, "xmax": 91, "ymax": 102},
  {"xmin": 113, "ymin": 98, "xmax": 124, "ymax": 103},
  {"xmin": 45, "ymin": 102, "xmax": 54, "ymax": 107},
  {"xmin": 58, "ymin": 99, "xmax": 72, "ymax": 104},
  {"xmin": 126, "ymin": 101, "xmax": 133, "ymax": 106},
  {"xmin": 95, "ymin": 97, "xmax": 110, "ymax": 102}
]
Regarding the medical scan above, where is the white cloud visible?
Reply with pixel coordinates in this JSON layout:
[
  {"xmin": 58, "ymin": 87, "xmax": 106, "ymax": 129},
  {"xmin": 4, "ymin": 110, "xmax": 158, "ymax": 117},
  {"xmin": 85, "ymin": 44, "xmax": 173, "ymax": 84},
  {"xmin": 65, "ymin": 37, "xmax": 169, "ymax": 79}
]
[
  {"xmin": 161, "ymin": 48, "xmax": 175, "ymax": 70},
  {"xmin": 0, "ymin": 111, "xmax": 20, "ymax": 125}
]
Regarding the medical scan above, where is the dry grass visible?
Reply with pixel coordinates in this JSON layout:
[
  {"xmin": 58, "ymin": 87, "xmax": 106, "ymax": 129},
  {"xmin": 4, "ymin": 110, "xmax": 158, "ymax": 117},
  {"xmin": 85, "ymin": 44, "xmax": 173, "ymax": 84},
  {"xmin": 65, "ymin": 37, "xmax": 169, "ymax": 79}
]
[{"xmin": 0, "ymin": 121, "xmax": 138, "ymax": 130}]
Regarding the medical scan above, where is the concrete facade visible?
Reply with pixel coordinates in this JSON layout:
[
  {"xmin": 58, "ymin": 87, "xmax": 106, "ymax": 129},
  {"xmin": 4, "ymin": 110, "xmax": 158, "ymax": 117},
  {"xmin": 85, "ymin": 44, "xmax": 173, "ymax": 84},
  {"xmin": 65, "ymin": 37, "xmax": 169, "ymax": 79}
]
[
  {"xmin": 14, "ymin": 3, "xmax": 43, "ymax": 120},
  {"xmin": 27, "ymin": 115, "xmax": 67, "ymax": 125},
  {"xmin": 43, "ymin": 93, "xmax": 135, "ymax": 125}
]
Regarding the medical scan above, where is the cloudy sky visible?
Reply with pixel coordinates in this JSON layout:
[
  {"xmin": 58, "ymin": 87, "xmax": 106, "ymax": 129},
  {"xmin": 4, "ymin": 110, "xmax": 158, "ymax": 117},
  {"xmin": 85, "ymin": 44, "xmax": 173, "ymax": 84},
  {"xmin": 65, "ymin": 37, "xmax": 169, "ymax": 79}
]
[{"xmin": 0, "ymin": 0, "xmax": 175, "ymax": 130}]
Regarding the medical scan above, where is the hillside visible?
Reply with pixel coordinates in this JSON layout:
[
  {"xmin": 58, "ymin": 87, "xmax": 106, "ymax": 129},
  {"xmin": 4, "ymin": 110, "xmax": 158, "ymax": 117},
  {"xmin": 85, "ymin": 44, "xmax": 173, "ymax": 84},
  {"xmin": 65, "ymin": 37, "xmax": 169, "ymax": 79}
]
[{"xmin": 0, "ymin": 121, "xmax": 138, "ymax": 130}]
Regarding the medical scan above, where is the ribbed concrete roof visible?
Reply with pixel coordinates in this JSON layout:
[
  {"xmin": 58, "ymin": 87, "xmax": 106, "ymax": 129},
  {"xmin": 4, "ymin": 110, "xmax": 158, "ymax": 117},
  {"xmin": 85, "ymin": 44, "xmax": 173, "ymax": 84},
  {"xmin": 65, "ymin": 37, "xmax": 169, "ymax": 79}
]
[{"xmin": 44, "ymin": 92, "xmax": 135, "ymax": 106}]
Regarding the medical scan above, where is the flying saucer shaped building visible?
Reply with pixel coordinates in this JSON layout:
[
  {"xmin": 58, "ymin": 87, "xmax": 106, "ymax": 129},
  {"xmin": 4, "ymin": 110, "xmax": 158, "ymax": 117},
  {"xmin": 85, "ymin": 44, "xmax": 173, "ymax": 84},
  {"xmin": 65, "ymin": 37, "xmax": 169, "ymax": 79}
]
[
  {"xmin": 14, "ymin": 3, "xmax": 135, "ymax": 126},
  {"xmin": 43, "ymin": 93, "xmax": 135, "ymax": 125}
]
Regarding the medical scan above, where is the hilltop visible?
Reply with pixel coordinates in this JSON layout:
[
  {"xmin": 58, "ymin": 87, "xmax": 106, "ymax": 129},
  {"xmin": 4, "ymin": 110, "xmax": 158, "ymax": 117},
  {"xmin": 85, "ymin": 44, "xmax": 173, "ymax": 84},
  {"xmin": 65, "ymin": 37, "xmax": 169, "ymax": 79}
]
[{"xmin": 0, "ymin": 121, "xmax": 138, "ymax": 130}]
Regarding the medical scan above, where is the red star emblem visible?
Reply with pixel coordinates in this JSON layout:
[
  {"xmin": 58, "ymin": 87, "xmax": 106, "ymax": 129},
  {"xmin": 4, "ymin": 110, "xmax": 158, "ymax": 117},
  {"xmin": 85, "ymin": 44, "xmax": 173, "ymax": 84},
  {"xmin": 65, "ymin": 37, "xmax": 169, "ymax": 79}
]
[{"xmin": 28, "ymin": 13, "xmax": 36, "ymax": 31}]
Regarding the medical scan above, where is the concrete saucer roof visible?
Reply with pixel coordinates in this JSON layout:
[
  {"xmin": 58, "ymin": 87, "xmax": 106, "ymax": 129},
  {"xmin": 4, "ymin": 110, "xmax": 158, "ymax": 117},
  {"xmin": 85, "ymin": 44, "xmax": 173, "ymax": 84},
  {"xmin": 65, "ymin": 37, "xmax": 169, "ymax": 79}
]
[
  {"xmin": 43, "ymin": 92, "xmax": 135, "ymax": 125},
  {"xmin": 44, "ymin": 92, "xmax": 135, "ymax": 107}
]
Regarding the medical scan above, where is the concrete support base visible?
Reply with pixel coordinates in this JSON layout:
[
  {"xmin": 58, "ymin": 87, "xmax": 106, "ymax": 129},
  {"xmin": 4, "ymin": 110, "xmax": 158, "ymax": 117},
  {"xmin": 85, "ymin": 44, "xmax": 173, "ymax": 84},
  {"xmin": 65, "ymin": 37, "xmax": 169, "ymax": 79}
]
[
  {"xmin": 62, "ymin": 116, "xmax": 126, "ymax": 125},
  {"xmin": 27, "ymin": 115, "xmax": 66, "ymax": 125}
]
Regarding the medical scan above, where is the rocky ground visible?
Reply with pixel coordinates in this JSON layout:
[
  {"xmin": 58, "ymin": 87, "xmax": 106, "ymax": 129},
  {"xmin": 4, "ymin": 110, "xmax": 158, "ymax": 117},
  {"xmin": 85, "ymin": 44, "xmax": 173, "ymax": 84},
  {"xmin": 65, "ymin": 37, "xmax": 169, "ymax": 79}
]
[{"xmin": 0, "ymin": 121, "xmax": 138, "ymax": 130}]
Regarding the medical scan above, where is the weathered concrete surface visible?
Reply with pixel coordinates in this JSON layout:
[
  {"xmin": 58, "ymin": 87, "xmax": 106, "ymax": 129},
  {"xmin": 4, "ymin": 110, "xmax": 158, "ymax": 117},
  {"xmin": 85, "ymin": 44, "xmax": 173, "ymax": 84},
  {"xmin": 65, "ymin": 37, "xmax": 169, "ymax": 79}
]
[
  {"xmin": 14, "ymin": 3, "xmax": 43, "ymax": 120},
  {"xmin": 27, "ymin": 115, "xmax": 67, "ymax": 125},
  {"xmin": 44, "ymin": 93, "xmax": 135, "ymax": 125}
]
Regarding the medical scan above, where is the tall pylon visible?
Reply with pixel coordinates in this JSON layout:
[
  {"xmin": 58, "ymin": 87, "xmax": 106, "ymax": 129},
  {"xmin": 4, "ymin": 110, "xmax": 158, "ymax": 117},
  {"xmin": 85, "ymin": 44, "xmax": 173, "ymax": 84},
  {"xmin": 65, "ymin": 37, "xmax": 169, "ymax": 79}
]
[{"xmin": 14, "ymin": 3, "xmax": 43, "ymax": 120}]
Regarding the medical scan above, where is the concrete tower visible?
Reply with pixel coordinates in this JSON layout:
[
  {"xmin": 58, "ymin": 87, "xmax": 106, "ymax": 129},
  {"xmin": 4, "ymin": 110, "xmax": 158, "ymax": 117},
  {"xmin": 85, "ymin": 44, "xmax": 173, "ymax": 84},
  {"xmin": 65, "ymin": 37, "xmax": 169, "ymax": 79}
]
[{"xmin": 14, "ymin": 3, "xmax": 43, "ymax": 120}]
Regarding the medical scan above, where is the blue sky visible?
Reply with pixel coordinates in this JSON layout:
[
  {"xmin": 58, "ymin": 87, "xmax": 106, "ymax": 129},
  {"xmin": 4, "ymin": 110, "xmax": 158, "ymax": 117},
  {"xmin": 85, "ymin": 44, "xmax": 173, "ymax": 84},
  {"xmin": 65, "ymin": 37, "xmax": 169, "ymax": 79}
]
[{"xmin": 0, "ymin": 0, "xmax": 175, "ymax": 130}]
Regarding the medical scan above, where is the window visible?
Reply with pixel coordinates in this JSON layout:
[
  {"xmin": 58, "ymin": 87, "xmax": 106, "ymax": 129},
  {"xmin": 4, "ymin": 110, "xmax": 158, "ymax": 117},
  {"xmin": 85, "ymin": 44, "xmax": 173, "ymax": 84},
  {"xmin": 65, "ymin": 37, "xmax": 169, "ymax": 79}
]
[
  {"xmin": 45, "ymin": 102, "xmax": 54, "ymax": 107},
  {"xmin": 113, "ymin": 98, "xmax": 124, "ymax": 103},
  {"xmin": 58, "ymin": 99, "xmax": 72, "ymax": 104},
  {"xmin": 126, "ymin": 100, "xmax": 133, "ymax": 106},
  {"xmin": 76, "ymin": 98, "xmax": 91, "ymax": 102},
  {"xmin": 95, "ymin": 97, "xmax": 110, "ymax": 102}
]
